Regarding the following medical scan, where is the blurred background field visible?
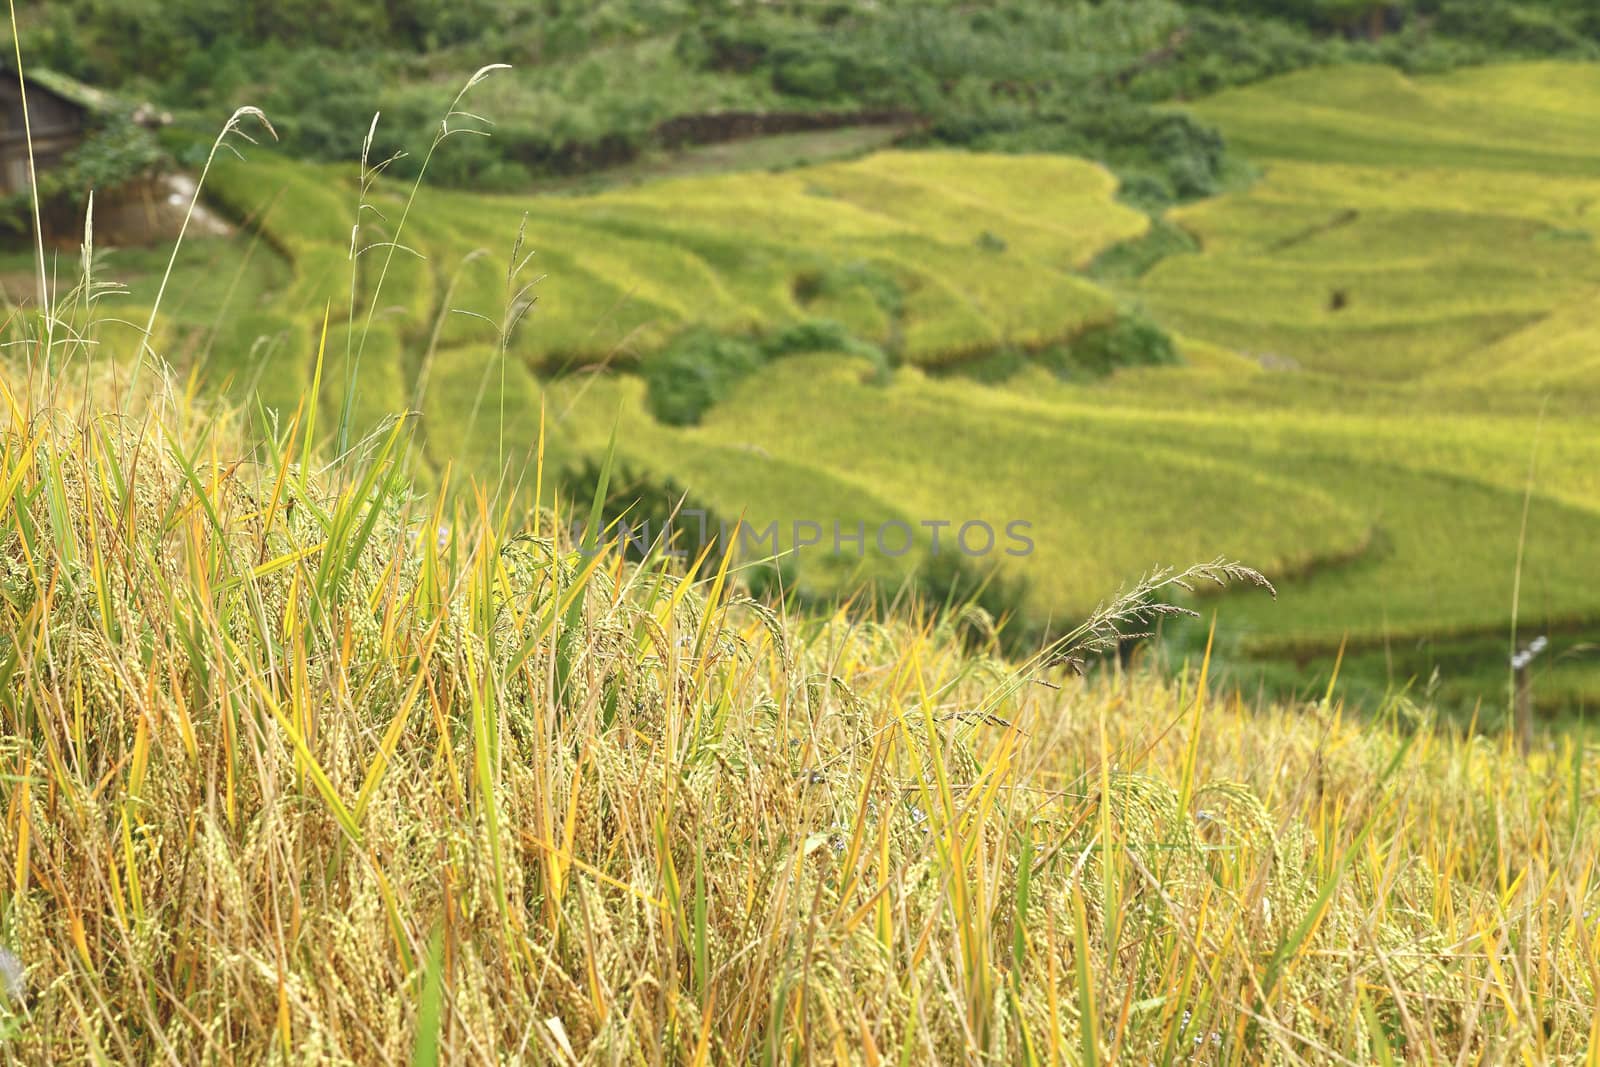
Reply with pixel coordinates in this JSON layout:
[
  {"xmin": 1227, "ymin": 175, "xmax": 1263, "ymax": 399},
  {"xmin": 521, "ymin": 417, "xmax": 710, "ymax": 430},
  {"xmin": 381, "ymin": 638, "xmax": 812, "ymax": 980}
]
[{"xmin": 10, "ymin": 0, "xmax": 1600, "ymax": 720}]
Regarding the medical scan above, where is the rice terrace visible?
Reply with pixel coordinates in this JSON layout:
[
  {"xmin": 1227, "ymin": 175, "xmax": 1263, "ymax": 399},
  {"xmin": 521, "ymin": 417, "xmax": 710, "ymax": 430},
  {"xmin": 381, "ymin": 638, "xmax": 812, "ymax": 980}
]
[{"xmin": 1, "ymin": 1, "xmax": 1598, "ymax": 1063}]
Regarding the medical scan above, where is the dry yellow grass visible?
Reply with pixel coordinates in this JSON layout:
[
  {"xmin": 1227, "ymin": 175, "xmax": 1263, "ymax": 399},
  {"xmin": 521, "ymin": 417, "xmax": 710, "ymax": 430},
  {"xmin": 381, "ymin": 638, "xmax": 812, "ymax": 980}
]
[{"xmin": 0, "ymin": 362, "xmax": 1595, "ymax": 1064}]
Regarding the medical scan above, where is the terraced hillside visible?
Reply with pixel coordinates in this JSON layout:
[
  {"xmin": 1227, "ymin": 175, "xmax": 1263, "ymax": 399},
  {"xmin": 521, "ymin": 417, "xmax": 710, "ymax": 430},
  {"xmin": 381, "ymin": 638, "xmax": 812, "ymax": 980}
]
[
  {"xmin": 110, "ymin": 148, "xmax": 1153, "ymax": 451},
  {"xmin": 175, "ymin": 148, "xmax": 1373, "ymax": 612},
  {"xmin": 1144, "ymin": 63, "xmax": 1600, "ymax": 389},
  {"xmin": 105, "ymin": 61, "xmax": 1600, "ymax": 710},
  {"xmin": 1119, "ymin": 61, "xmax": 1600, "ymax": 704}
]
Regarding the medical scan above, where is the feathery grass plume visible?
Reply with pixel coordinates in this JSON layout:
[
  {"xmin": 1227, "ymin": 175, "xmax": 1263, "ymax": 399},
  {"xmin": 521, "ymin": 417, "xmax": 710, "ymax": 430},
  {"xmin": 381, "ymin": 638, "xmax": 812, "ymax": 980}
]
[
  {"xmin": 1045, "ymin": 557, "xmax": 1275, "ymax": 675},
  {"xmin": 457, "ymin": 211, "xmax": 542, "ymax": 479},
  {"xmin": 337, "ymin": 64, "xmax": 511, "ymax": 460}
]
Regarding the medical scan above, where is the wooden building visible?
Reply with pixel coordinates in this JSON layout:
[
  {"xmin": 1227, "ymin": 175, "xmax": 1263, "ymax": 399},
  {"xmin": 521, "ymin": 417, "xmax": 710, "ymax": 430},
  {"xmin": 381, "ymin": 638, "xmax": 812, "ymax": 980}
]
[{"xmin": 0, "ymin": 68, "xmax": 112, "ymax": 195}]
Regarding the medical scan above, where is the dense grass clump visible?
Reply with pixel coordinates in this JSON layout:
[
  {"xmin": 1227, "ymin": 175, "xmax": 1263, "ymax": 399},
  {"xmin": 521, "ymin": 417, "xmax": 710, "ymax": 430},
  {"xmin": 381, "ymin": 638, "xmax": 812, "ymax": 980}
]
[{"xmin": 0, "ymin": 366, "xmax": 1595, "ymax": 1062}]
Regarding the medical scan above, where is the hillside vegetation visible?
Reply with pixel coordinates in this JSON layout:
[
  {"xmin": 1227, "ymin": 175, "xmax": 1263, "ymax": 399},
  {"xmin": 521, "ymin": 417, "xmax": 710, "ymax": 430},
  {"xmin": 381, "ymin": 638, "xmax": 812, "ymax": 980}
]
[
  {"xmin": 109, "ymin": 139, "xmax": 1379, "ymax": 643},
  {"xmin": 88, "ymin": 59, "xmax": 1600, "ymax": 712},
  {"xmin": 18, "ymin": 0, "xmax": 1600, "ymax": 229},
  {"xmin": 0, "ymin": 369, "xmax": 1595, "ymax": 1063}
]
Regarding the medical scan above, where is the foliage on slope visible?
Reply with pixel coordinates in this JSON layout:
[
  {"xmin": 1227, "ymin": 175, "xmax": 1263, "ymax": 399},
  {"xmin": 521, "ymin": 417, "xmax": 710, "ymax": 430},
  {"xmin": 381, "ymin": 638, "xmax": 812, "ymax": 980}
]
[{"xmin": 26, "ymin": 0, "xmax": 1600, "ymax": 207}]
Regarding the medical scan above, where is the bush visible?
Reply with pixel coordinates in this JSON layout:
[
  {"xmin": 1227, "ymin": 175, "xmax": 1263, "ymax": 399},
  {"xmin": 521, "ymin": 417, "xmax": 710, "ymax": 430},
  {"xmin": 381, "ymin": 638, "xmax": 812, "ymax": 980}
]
[
  {"xmin": 642, "ymin": 328, "xmax": 765, "ymax": 426},
  {"xmin": 1122, "ymin": 11, "xmax": 1331, "ymax": 99},
  {"xmin": 1080, "ymin": 105, "xmax": 1230, "ymax": 200},
  {"xmin": 1085, "ymin": 218, "xmax": 1200, "ymax": 282},
  {"xmin": 762, "ymin": 318, "xmax": 890, "ymax": 376},
  {"xmin": 1114, "ymin": 174, "xmax": 1177, "ymax": 213},
  {"xmin": 1356, "ymin": 24, "xmax": 1491, "ymax": 72},
  {"xmin": 936, "ymin": 347, "xmax": 1030, "ymax": 384},
  {"xmin": 934, "ymin": 99, "xmax": 1231, "ymax": 206},
  {"xmin": 691, "ymin": 18, "xmax": 777, "ymax": 73},
  {"xmin": 762, "ymin": 318, "xmax": 853, "ymax": 356},
  {"xmin": 1046, "ymin": 313, "xmax": 1182, "ymax": 378},
  {"xmin": 794, "ymin": 261, "xmax": 905, "ymax": 320},
  {"xmin": 1432, "ymin": 0, "xmax": 1596, "ymax": 55},
  {"xmin": 58, "ymin": 115, "xmax": 165, "ymax": 197},
  {"xmin": 772, "ymin": 55, "xmax": 841, "ymax": 99},
  {"xmin": 642, "ymin": 319, "xmax": 894, "ymax": 426},
  {"xmin": 975, "ymin": 230, "xmax": 1008, "ymax": 253},
  {"xmin": 257, "ymin": 51, "xmax": 404, "ymax": 162},
  {"xmin": 420, "ymin": 133, "xmax": 531, "ymax": 191},
  {"xmin": 933, "ymin": 310, "xmax": 1182, "ymax": 385},
  {"xmin": 933, "ymin": 314, "xmax": 1179, "ymax": 384}
]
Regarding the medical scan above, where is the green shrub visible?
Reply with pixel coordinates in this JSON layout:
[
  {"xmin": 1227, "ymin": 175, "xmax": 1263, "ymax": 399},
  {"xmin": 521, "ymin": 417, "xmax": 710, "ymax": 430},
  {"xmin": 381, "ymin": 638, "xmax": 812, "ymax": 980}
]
[
  {"xmin": 936, "ymin": 346, "xmax": 1031, "ymax": 384},
  {"xmin": 1122, "ymin": 11, "xmax": 1330, "ymax": 99},
  {"xmin": 257, "ymin": 51, "xmax": 404, "ymax": 162},
  {"xmin": 1085, "ymin": 217, "xmax": 1200, "ymax": 282},
  {"xmin": 932, "ymin": 100, "xmax": 1231, "ymax": 205},
  {"xmin": 795, "ymin": 262, "xmax": 905, "ymax": 320},
  {"xmin": 57, "ymin": 114, "xmax": 165, "ymax": 198},
  {"xmin": 762, "ymin": 318, "xmax": 889, "ymax": 375},
  {"xmin": 1077, "ymin": 313, "xmax": 1182, "ymax": 374},
  {"xmin": 642, "ymin": 328, "xmax": 765, "ymax": 426},
  {"xmin": 762, "ymin": 318, "xmax": 854, "ymax": 356},
  {"xmin": 772, "ymin": 55, "xmax": 841, "ymax": 100},
  {"xmin": 1432, "ymin": 0, "xmax": 1596, "ymax": 56},
  {"xmin": 934, "ymin": 310, "xmax": 1181, "ymax": 384},
  {"xmin": 1114, "ymin": 174, "xmax": 1177, "ymax": 213},
  {"xmin": 1182, "ymin": 0, "xmax": 1405, "ymax": 34},
  {"xmin": 640, "ymin": 318, "xmax": 895, "ymax": 427},
  {"xmin": 691, "ymin": 17, "xmax": 777, "ymax": 73},
  {"xmin": 30, "ymin": 5, "xmax": 93, "ymax": 78},
  {"xmin": 975, "ymin": 230, "xmax": 1008, "ymax": 253},
  {"xmin": 421, "ymin": 134, "xmax": 532, "ymax": 192},
  {"xmin": 1054, "ymin": 313, "xmax": 1182, "ymax": 377},
  {"xmin": 1356, "ymin": 25, "xmax": 1492, "ymax": 73}
]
